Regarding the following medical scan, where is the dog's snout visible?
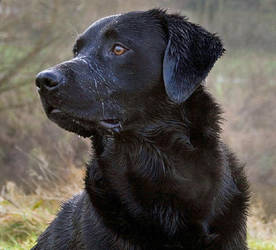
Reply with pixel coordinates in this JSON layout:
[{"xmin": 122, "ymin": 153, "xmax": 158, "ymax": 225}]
[{"xmin": 36, "ymin": 70, "xmax": 64, "ymax": 90}]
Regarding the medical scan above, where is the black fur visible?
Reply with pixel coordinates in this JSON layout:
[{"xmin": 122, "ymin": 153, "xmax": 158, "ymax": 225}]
[
  {"xmin": 163, "ymin": 13, "xmax": 225, "ymax": 103},
  {"xmin": 34, "ymin": 9, "xmax": 249, "ymax": 250}
]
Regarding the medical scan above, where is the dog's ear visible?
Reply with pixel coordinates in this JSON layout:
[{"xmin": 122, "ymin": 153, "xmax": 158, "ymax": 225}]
[{"xmin": 163, "ymin": 14, "xmax": 224, "ymax": 103}]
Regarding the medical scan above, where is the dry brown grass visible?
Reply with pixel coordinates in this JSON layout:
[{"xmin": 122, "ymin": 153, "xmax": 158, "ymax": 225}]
[
  {"xmin": 0, "ymin": 177, "xmax": 275, "ymax": 249},
  {"xmin": 0, "ymin": 167, "xmax": 83, "ymax": 248}
]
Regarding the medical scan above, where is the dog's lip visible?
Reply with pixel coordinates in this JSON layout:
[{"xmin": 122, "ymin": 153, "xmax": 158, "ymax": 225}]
[
  {"xmin": 47, "ymin": 107, "xmax": 120, "ymax": 126},
  {"xmin": 46, "ymin": 105, "xmax": 122, "ymax": 132},
  {"xmin": 50, "ymin": 108, "xmax": 62, "ymax": 114},
  {"xmin": 46, "ymin": 106, "xmax": 62, "ymax": 115},
  {"xmin": 100, "ymin": 119, "xmax": 121, "ymax": 129}
]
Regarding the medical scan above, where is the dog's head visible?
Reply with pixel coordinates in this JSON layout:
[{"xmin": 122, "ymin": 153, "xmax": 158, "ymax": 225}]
[{"xmin": 36, "ymin": 9, "xmax": 224, "ymax": 137}]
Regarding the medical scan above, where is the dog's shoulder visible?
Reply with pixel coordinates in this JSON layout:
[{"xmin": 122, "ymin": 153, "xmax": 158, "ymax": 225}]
[
  {"xmin": 32, "ymin": 192, "xmax": 85, "ymax": 249},
  {"xmin": 32, "ymin": 191, "xmax": 112, "ymax": 250}
]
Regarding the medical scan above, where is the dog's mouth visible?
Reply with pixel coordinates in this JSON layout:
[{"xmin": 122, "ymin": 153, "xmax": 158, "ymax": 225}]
[
  {"xmin": 48, "ymin": 107, "xmax": 62, "ymax": 115},
  {"xmin": 99, "ymin": 119, "xmax": 121, "ymax": 132},
  {"xmin": 47, "ymin": 106, "xmax": 122, "ymax": 135}
]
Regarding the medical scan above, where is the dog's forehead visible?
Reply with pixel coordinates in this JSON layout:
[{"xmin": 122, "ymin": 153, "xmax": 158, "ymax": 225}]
[
  {"xmin": 82, "ymin": 11, "xmax": 162, "ymax": 41},
  {"xmin": 84, "ymin": 14, "xmax": 121, "ymax": 36},
  {"xmin": 112, "ymin": 11, "xmax": 162, "ymax": 35}
]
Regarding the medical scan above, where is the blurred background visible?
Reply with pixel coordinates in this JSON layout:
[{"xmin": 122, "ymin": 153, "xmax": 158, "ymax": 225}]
[{"xmin": 0, "ymin": 0, "xmax": 275, "ymax": 249}]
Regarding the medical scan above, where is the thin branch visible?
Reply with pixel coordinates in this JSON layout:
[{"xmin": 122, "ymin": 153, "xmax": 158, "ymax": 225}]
[
  {"xmin": 0, "ymin": 55, "xmax": 56, "ymax": 94},
  {"xmin": 0, "ymin": 80, "xmax": 31, "ymax": 94},
  {"xmin": 0, "ymin": 99, "xmax": 37, "ymax": 112},
  {"xmin": 0, "ymin": 36, "xmax": 58, "ymax": 87}
]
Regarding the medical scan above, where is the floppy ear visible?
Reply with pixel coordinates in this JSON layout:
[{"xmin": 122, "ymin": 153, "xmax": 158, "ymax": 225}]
[{"xmin": 163, "ymin": 14, "xmax": 225, "ymax": 103}]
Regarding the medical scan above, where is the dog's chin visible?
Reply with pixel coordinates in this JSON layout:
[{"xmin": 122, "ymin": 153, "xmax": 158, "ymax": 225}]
[
  {"xmin": 46, "ymin": 108, "xmax": 122, "ymax": 137},
  {"xmin": 46, "ymin": 109, "xmax": 96, "ymax": 138}
]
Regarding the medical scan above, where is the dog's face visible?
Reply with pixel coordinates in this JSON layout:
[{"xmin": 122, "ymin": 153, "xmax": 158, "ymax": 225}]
[{"xmin": 36, "ymin": 9, "xmax": 224, "ymax": 137}]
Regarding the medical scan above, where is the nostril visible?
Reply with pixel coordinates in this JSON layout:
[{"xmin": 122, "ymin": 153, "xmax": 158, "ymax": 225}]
[{"xmin": 35, "ymin": 70, "xmax": 64, "ymax": 90}]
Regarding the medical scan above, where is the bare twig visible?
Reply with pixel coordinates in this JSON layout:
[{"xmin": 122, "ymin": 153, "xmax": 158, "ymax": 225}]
[
  {"xmin": 0, "ymin": 99, "xmax": 37, "ymax": 112},
  {"xmin": 0, "ymin": 79, "xmax": 31, "ymax": 94},
  {"xmin": 0, "ymin": 36, "xmax": 58, "ymax": 87}
]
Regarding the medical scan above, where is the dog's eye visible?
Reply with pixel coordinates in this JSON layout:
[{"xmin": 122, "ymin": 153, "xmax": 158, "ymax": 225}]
[{"xmin": 112, "ymin": 44, "xmax": 127, "ymax": 56}]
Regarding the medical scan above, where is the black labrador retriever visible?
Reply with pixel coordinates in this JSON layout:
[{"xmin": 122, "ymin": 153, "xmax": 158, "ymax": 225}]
[{"xmin": 34, "ymin": 9, "xmax": 249, "ymax": 250}]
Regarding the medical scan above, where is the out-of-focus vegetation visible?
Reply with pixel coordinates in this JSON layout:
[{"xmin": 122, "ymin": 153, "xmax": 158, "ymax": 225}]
[{"xmin": 0, "ymin": 0, "xmax": 275, "ymax": 249}]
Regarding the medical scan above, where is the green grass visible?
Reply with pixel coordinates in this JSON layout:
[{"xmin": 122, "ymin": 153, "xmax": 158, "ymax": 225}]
[
  {"xmin": 0, "ymin": 198, "xmax": 275, "ymax": 249},
  {"xmin": 0, "ymin": 234, "xmax": 37, "ymax": 250},
  {"xmin": 248, "ymin": 237, "xmax": 276, "ymax": 250},
  {"xmin": 0, "ymin": 199, "xmax": 54, "ymax": 250},
  {"xmin": 0, "ymin": 227, "xmax": 275, "ymax": 250}
]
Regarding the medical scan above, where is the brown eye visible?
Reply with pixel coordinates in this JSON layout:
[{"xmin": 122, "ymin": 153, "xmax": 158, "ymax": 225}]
[{"xmin": 112, "ymin": 45, "xmax": 127, "ymax": 56}]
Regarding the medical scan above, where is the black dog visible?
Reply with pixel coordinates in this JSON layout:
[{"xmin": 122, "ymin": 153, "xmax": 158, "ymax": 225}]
[{"xmin": 34, "ymin": 9, "xmax": 249, "ymax": 250}]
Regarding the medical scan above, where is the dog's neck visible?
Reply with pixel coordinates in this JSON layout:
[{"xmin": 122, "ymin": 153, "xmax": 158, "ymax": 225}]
[{"xmin": 84, "ymin": 87, "xmax": 223, "ymax": 246}]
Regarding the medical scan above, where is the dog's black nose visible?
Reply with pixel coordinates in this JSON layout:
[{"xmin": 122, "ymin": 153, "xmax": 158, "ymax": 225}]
[{"xmin": 36, "ymin": 70, "xmax": 64, "ymax": 90}]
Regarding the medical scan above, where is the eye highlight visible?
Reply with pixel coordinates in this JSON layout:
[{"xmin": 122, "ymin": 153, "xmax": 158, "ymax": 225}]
[{"xmin": 112, "ymin": 44, "xmax": 128, "ymax": 56}]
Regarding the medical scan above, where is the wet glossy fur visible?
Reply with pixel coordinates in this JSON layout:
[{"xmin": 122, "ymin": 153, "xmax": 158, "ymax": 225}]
[{"xmin": 33, "ymin": 9, "xmax": 249, "ymax": 250}]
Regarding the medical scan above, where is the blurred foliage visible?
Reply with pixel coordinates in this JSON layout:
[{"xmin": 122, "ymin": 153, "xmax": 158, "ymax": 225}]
[{"xmin": 0, "ymin": 0, "xmax": 275, "ymax": 246}]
